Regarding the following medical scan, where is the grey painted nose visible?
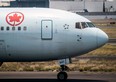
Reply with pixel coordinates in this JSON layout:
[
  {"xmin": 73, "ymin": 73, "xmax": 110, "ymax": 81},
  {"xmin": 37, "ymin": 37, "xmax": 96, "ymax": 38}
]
[{"xmin": 97, "ymin": 29, "xmax": 109, "ymax": 47}]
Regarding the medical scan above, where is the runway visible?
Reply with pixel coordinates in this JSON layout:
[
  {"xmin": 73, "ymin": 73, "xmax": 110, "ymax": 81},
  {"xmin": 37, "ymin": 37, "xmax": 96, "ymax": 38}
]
[{"xmin": 0, "ymin": 72, "xmax": 116, "ymax": 82}]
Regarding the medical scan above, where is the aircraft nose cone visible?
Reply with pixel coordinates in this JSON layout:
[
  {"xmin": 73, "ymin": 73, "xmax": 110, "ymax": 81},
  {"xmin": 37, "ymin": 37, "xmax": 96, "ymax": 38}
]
[{"xmin": 97, "ymin": 29, "xmax": 108, "ymax": 47}]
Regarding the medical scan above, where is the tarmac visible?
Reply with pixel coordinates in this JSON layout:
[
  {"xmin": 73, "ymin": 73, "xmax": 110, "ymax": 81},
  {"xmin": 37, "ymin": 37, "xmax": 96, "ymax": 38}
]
[{"xmin": 0, "ymin": 72, "xmax": 116, "ymax": 82}]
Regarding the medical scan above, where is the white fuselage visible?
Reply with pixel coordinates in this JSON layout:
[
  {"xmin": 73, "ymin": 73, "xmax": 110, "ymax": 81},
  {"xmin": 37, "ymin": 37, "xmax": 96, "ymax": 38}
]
[{"xmin": 0, "ymin": 8, "xmax": 108, "ymax": 62}]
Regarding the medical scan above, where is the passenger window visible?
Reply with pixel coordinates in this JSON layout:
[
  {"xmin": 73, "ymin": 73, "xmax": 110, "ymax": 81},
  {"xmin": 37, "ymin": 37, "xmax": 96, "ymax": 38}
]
[
  {"xmin": 1, "ymin": 26, "xmax": 4, "ymax": 31},
  {"xmin": 18, "ymin": 27, "xmax": 21, "ymax": 31},
  {"xmin": 23, "ymin": 26, "xmax": 27, "ymax": 31},
  {"xmin": 6, "ymin": 26, "xmax": 10, "ymax": 31},
  {"xmin": 12, "ymin": 27, "xmax": 15, "ymax": 31},
  {"xmin": 75, "ymin": 23, "xmax": 81, "ymax": 29}
]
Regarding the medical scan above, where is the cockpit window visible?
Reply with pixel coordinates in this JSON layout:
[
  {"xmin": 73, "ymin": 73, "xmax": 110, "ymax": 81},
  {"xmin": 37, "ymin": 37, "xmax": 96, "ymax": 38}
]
[
  {"xmin": 75, "ymin": 22, "xmax": 88, "ymax": 29},
  {"xmin": 86, "ymin": 22, "xmax": 95, "ymax": 27},
  {"xmin": 75, "ymin": 22, "xmax": 81, "ymax": 29},
  {"xmin": 81, "ymin": 22, "xmax": 88, "ymax": 28}
]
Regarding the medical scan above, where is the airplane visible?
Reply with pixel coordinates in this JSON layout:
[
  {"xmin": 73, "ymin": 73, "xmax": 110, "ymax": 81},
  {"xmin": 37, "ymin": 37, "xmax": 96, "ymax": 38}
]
[{"xmin": 0, "ymin": 8, "xmax": 108, "ymax": 80}]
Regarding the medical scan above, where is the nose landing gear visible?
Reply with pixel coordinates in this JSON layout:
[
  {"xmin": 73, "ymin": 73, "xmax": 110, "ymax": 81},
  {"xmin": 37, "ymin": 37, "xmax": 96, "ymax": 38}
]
[
  {"xmin": 57, "ymin": 58, "xmax": 71, "ymax": 80},
  {"xmin": 57, "ymin": 71, "xmax": 68, "ymax": 81}
]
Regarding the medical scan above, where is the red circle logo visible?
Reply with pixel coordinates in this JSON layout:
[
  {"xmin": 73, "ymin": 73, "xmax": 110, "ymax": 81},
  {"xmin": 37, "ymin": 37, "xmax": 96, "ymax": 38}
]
[{"xmin": 6, "ymin": 12, "xmax": 24, "ymax": 26}]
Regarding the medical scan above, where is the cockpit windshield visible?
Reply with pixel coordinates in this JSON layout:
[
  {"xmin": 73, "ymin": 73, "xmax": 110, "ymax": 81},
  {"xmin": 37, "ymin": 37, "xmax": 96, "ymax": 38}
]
[
  {"xmin": 86, "ymin": 22, "xmax": 95, "ymax": 27},
  {"xmin": 75, "ymin": 22, "xmax": 95, "ymax": 29},
  {"xmin": 81, "ymin": 22, "xmax": 88, "ymax": 28}
]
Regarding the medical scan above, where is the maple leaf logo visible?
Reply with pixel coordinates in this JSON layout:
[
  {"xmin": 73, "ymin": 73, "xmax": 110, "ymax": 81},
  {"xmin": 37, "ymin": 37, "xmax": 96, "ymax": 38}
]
[
  {"xmin": 9, "ymin": 13, "xmax": 21, "ymax": 22},
  {"xmin": 6, "ymin": 12, "xmax": 24, "ymax": 26}
]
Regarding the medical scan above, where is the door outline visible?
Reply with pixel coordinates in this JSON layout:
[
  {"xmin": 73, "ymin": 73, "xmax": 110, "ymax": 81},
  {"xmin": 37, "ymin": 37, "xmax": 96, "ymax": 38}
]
[{"xmin": 41, "ymin": 20, "xmax": 53, "ymax": 40}]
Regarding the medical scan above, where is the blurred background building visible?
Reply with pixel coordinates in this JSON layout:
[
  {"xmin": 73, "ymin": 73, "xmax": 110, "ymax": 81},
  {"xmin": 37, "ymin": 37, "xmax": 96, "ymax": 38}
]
[
  {"xmin": 0, "ymin": 0, "xmax": 116, "ymax": 12},
  {"xmin": 0, "ymin": 0, "xmax": 49, "ymax": 8},
  {"xmin": 50, "ymin": 0, "xmax": 116, "ymax": 12}
]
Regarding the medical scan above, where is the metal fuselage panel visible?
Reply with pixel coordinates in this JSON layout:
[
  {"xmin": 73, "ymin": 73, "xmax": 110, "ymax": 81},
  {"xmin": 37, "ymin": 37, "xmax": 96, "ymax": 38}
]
[{"xmin": 0, "ymin": 8, "xmax": 100, "ymax": 62}]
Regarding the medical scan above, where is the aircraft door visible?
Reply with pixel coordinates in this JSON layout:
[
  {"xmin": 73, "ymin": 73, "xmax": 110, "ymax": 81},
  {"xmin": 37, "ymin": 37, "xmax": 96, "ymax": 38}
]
[
  {"xmin": 0, "ymin": 40, "xmax": 6, "ymax": 56},
  {"xmin": 41, "ymin": 20, "xmax": 53, "ymax": 40}
]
